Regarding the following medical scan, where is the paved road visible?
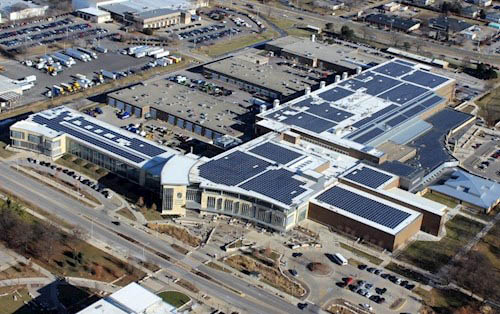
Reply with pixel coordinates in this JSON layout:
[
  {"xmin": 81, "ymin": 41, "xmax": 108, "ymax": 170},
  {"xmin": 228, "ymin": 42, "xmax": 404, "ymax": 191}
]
[{"xmin": 0, "ymin": 162, "xmax": 314, "ymax": 314}]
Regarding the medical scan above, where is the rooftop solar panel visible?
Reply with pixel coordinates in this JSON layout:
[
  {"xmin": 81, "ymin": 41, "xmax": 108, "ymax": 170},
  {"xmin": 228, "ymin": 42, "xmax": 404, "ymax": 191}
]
[
  {"xmin": 316, "ymin": 186, "xmax": 411, "ymax": 229},
  {"xmin": 318, "ymin": 87, "xmax": 354, "ymax": 102},
  {"xmin": 343, "ymin": 167, "xmax": 393, "ymax": 188},
  {"xmin": 339, "ymin": 74, "xmax": 401, "ymax": 96},
  {"xmin": 379, "ymin": 83, "xmax": 428, "ymax": 105},
  {"xmin": 198, "ymin": 151, "xmax": 270, "ymax": 186},
  {"xmin": 306, "ymin": 103, "xmax": 354, "ymax": 122},
  {"xmin": 352, "ymin": 127, "xmax": 384, "ymax": 144},
  {"xmin": 420, "ymin": 95, "xmax": 443, "ymax": 108},
  {"xmin": 402, "ymin": 105, "xmax": 426, "ymax": 118},
  {"xmin": 32, "ymin": 114, "xmax": 147, "ymax": 164},
  {"xmin": 395, "ymin": 60, "xmax": 415, "ymax": 67},
  {"xmin": 284, "ymin": 112, "xmax": 336, "ymax": 133},
  {"xmin": 351, "ymin": 104, "xmax": 399, "ymax": 129},
  {"xmin": 372, "ymin": 62, "xmax": 413, "ymax": 78},
  {"xmin": 239, "ymin": 169, "xmax": 306, "ymax": 205},
  {"xmin": 386, "ymin": 115, "xmax": 407, "ymax": 127},
  {"xmin": 402, "ymin": 70, "xmax": 448, "ymax": 88},
  {"xmin": 249, "ymin": 142, "xmax": 303, "ymax": 165},
  {"xmin": 378, "ymin": 160, "xmax": 420, "ymax": 178}
]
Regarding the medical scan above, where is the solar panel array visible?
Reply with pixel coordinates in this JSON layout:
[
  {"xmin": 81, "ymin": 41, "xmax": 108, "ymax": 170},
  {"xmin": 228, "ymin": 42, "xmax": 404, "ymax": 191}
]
[
  {"xmin": 316, "ymin": 186, "xmax": 411, "ymax": 229},
  {"xmin": 31, "ymin": 111, "xmax": 168, "ymax": 164},
  {"xmin": 352, "ymin": 128, "xmax": 384, "ymax": 144},
  {"xmin": 198, "ymin": 151, "xmax": 271, "ymax": 186},
  {"xmin": 343, "ymin": 167, "xmax": 393, "ymax": 189},
  {"xmin": 263, "ymin": 60, "xmax": 451, "ymax": 147},
  {"xmin": 306, "ymin": 103, "xmax": 354, "ymax": 122},
  {"xmin": 402, "ymin": 70, "xmax": 448, "ymax": 89},
  {"xmin": 249, "ymin": 142, "xmax": 303, "ymax": 165},
  {"xmin": 372, "ymin": 62, "xmax": 413, "ymax": 78},
  {"xmin": 240, "ymin": 169, "xmax": 306, "ymax": 205},
  {"xmin": 318, "ymin": 87, "xmax": 354, "ymax": 102},
  {"xmin": 283, "ymin": 113, "xmax": 336, "ymax": 133}
]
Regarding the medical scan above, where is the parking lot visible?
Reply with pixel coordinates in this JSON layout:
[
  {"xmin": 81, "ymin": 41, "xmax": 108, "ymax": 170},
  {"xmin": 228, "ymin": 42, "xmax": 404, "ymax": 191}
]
[
  {"xmin": 0, "ymin": 49, "xmax": 154, "ymax": 106},
  {"xmin": 457, "ymin": 125, "xmax": 500, "ymax": 181},
  {"xmin": 0, "ymin": 16, "xmax": 111, "ymax": 51}
]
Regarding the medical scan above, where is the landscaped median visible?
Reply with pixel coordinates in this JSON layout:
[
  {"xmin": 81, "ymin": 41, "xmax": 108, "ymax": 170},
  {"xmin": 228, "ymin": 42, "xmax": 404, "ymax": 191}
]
[{"xmin": 224, "ymin": 252, "xmax": 306, "ymax": 298}]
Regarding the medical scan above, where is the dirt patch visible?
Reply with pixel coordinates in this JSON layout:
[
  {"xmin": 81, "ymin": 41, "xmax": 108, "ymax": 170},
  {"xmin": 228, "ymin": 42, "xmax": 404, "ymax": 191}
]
[{"xmin": 307, "ymin": 262, "xmax": 332, "ymax": 276}]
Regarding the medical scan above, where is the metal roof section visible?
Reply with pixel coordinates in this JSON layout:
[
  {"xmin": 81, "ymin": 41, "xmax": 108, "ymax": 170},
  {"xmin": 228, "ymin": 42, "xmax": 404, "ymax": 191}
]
[
  {"xmin": 312, "ymin": 183, "xmax": 421, "ymax": 235},
  {"xmin": 12, "ymin": 106, "xmax": 178, "ymax": 168},
  {"xmin": 385, "ymin": 188, "xmax": 446, "ymax": 216},
  {"xmin": 190, "ymin": 131, "xmax": 359, "ymax": 209},
  {"xmin": 257, "ymin": 59, "xmax": 453, "ymax": 159},
  {"xmin": 429, "ymin": 169, "xmax": 500, "ymax": 210}
]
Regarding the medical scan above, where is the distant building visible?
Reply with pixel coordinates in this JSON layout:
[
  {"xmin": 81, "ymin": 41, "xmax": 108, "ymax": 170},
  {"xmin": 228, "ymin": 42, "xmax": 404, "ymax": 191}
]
[
  {"xmin": 203, "ymin": 50, "xmax": 318, "ymax": 102},
  {"xmin": 406, "ymin": 0, "xmax": 434, "ymax": 5},
  {"xmin": 384, "ymin": 2, "xmax": 401, "ymax": 12},
  {"xmin": 265, "ymin": 36, "xmax": 386, "ymax": 73},
  {"xmin": 462, "ymin": 6, "xmax": 480, "ymax": 19},
  {"xmin": 429, "ymin": 169, "xmax": 500, "ymax": 213},
  {"xmin": 77, "ymin": 282, "xmax": 178, "ymax": 313},
  {"xmin": 72, "ymin": 0, "xmax": 208, "ymax": 13},
  {"xmin": 428, "ymin": 16, "xmax": 473, "ymax": 33},
  {"xmin": 485, "ymin": 12, "xmax": 500, "ymax": 23},
  {"xmin": 0, "ymin": 74, "xmax": 23, "ymax": 109},
  {"xmin": 0, "ymin": 0, "xmax": 47, "ymax": 23},
  {"xmin": 365, "ymin": 14, "xmax": 421, "ymax": 32},
  {"xmin": 125, "ymin": 8, "xmax": 190, "ymax": 30},
  {"xmin": 471, "ymin": 0, "xmax": 492, "ymax": 7},
  {"xmin": 76, "ymin": 7, "xmax": 112, "ymax": 23}
]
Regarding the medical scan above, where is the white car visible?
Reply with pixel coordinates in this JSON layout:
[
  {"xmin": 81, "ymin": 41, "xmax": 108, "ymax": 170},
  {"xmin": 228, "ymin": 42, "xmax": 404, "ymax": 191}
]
[{"xmin": 360, "ymin": 303, "xmax": 373, "ymax": 311}]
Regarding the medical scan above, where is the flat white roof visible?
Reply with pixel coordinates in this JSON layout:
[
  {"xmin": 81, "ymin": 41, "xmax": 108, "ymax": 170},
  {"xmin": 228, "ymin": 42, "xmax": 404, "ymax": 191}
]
[
  {"xmin": 77, "ymin": 7, "xmax": 111, "ymax": 16},
  {"xmin": 109, "ymin": 282, "xmax": 162, "ymax": 313},
  {"xmin": 312, "ymin": 182, "xmax": 422, "ymax": 235},
  {"xmin": 385, "ymin": 188, "xmax": 446, "ymax": 216},
  {"xmin": 77, "ymin": 299, "xmax": 128, "ymax": 314}
]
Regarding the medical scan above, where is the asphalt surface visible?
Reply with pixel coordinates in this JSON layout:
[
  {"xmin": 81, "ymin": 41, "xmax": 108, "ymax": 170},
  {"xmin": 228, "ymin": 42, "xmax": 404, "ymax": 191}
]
[{"xmin": 0, "ymin": 162, "xmax": 316, "ymax": 314}]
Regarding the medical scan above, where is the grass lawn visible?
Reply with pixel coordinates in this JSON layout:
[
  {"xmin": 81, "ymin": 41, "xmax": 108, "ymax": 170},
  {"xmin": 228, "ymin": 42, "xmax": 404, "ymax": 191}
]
[
  {"xmin": 414, "ymin": 287, "xmax": 475, "ymax": 314},
  {"xmin": 116, "ymin": 207, "xmax": 137, "ymax": 221},
  {"xmin": 158, "ymin": 291, "xmax": 191, "ymax": 308},
  {"xmin": 266, "ymin": 16, "xmax": 311, "ymax": 37},
  {"xmin": 475, "ymin": 83, "xmax": 500, "ymax": 122},
  {"xmin": 55, "ymin": 154, "xmax": 109, "ymax": 181},
  {"xmin": 339, "ymin": 243, "xmax": 383, "ymax": 265},
  {"xmin": 0, "ymin": 139, "xmax": 15, "ymax": 159},
  {"xmin": 422, "ymin": 192, "xmax": 458, "ymax": 208},
  {"xmin": 397, "ymin": 215, "xmax": 484, "ymax": 273},
  {"xmin": 196, "ymin": 31, "xmax": 278, "ymax": 57},
  {"xmin": 140, "ymin": 207, "xmax": 164, "ymax": 221},
  {"xmin": 0, "ymin": 286, "xmax": 32, "ymax": 313}
]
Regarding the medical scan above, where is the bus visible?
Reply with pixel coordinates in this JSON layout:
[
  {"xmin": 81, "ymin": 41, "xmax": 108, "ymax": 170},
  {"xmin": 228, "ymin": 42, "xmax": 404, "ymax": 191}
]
[{"xmin": 333, "ymin": 253, "xmax": 348, "ymax": 266}]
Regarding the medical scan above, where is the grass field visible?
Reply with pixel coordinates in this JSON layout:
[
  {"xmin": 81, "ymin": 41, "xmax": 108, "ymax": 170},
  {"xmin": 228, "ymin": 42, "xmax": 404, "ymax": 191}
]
[
  {"xmin": 397, "ymin": 215, "xmax": 484, "ymax": 273},
  {"xmin": 414, "ymin": 287, "xmax": 474, "ymax": 314},
  {"xmin": 339, "ymin": 243, "xmax": 383, "ymax": 265},
  {"xmin": 266, "ymin": 16, "xmax": 311, "ymax": 37},
  {"xmin": 196, "ymin": 31, "xmax": 277, "ymax": 57},
  {"xmin": 422, "ymin": 192, "xmax": 458, "ymax": 208},
  {"xmin": 476, "ymin": 83, "xmax": 500, "ymax": 122},
  {"xmin": 0, "ymin": 286, "xmax": 32, "ymax": 314},
  {"xmin": 158, "ymin": 291, "xmax": 191, "ymax": 308}
]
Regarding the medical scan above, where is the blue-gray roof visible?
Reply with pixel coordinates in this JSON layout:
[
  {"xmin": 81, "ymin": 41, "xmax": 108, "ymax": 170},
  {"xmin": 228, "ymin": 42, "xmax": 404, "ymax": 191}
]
[{"xmin": 430, "ymin": 169, "xmax": 500, "ymax": 209}]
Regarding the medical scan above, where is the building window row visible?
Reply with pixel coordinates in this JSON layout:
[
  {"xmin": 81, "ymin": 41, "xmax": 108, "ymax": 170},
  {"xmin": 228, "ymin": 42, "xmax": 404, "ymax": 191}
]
[
  {"xmin": 163, "ymin": 188, "xmax": 174, "ymax": 211},
  {"xmin": 10, "ymin": 130, "xmax": 24, "ymax": 139}
]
